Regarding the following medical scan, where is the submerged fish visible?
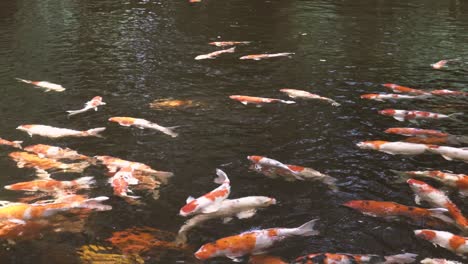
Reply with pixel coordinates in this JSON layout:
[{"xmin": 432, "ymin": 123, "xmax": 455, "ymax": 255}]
[
  {"xmin": 426, "ymin": 145, "xmax": 468, "ymax": 163},
  {"xmin": 180, "ymin": 169, "xmax": 230, "ymax": 217},
  {"xmin": 230, "ymin": 95, "xmax": 295, "ymax": 106},
  {"xmin": 382, "ymin": 83, "xmax": 429, "ymax": 95},
  {"xmin": 209, "ymin": 41, "xmax": 251, "ymax": 47},
  {"xmin": 15, "ymin": 78, "xmax": 66, "ymax": 92},
  {"xmin": 360, "ymin": 93, "xmax": 429, "ymax": 101},
  {"xmin": 67, "ymin": 96, "xmax": 106, "ymax": 116},
  {"xmin": 356, "ymin": 141, "xmax": 428, "ymax": 155},
  {"xmin": 9, "ymin": 152, "xmax": 90, "ymax": 173},
  {"xmin": 393, "ymin": 170, "xmax": 468, "ymax": 196},
  {"xmin": 293, "ymin": 252, "xmax": 417, "ymax": 264},
  {"xmin": 195, "ymin": 47, "xmax": 235, "ymax": 60},
  {"xmin": 17, "ymin": 125, "xmax": 105, "ymax": 138},
  {"xmin": 194, "ymin": 219, "xmax": 319, "ymax": 261},
  {"xmin": 421, "ymin": 258, "xmax": 463, "ymax": 264},
  {"xmin": 279, "ymin": 89, "xmax": 340, "ymax": 106},
  {"xmin": 248, "ymin": 156, "xmax": 298, "ymax": 176},
  {"xmin": 414, "ymin": 229, "xmax": 468, "ymax": 256},
  {"xmin": 5, "ymin": 177, "xmax": 95, "ymax": 194},
  {"xmin": 0, "ymin": 138, "xmax": 22, "ymax": 149},
  {"xmin": 239, "ymin": 52, "xmax": 294, "ymax": 60},
  {"xmin": 108, "ymin": 117, "xmax": 178, "ymax": 138},
  {"xmin": 24, "ymin": 144, "xmax": 90, "ymax": 160},
  {"xmin": 378, "ymin": 109, "xmax": 461, "ymax": 122},
  {"xmin": 384, "ymin": 128, "xmax": 449, "ymax": 138},
  {"xmin": 431, "ymin": 60, "xmax": 449, "ymax": 70},
  {"xmin": 430, "ymin": 89, "xmax": 468, "ymax": 96}
]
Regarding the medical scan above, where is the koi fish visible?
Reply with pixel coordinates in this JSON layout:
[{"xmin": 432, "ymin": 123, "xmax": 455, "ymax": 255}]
[
  {"xmin": 431, "ymin": 60, "xmax": 448, "ymax": 69},
  {"xmin": 9, "ymin": 152, "xmax": 90, "ymax": 173},
  {"xmin": 382, "ymin": 84, "xmax": 429, "ymax": 95},
  {"xmin": 279, "ymin": 89, "xmax": 340, "ymax": 106},
  {"xmin": 209, "ymin": 41, "xmax": 251, "ymax": 47},
  {"xmin": 195, "ymin": 47, "xmax": 235, "ymax": 60},
  {"xmin": 108, "ymin": 117, "xmax": 178, "ymax": 138},
  {"xmin": 0, "ymin": 138, "xmax": 22, "ymax": 149},
  {"xmin": 431, "ymin": 89, "xmax": 468, "ymax": 96},
  {"xmin": 94, "ymin": 155, "xmax": 173, "ymax": 183},
  {"xmin": 239, "ymin": 52, "xmax": 294, "ymax": 60},
  {"xmin": 293, "ymin": 252, "xmax": 417, "ymax": 264},
  {"xmin": 24, "ymin": 144, "xmax": 90, "ymax": 160},
  {"xmin": 360, "ymin": 93, "xmax": 429, "ymax": 101},
  {"xmin": 407, "ymin": 179, "xmax": 468, "ymax": 232},
  {"xmin": 108, "ymin": 167, "xmax": 140, "ymax": 200},
  {"xmin": 378, "ymin": 109, "xmax": 461, "ymax": 122},
  {"xmin": 384, "ymin": 128, "xmax": 449, "ymax": 138},
  {"xmin": 17, "ymin": 125, "xmax": 105, "ymax": 138},
  {"xmin": 176, "ymin": 196, "xmax": 276, "ymax": 244},
  {"xmin": 5, "ymin": 176, "xmax": 95, "ymax": 194},
  {"xmin": 343, "ymin": 200, "xmax": 454, "ymax": 228},
  {"xmin": 230, "ymin": 95, "xmax": 295, "ymax": 106},
  {"xmin": 194, "ymin": 219, "xmax": 319, "ymax": 261},
  {"xmin": 248, "ymin": 156, "xmax": 299, "ymax": 177},
  {"xmin": 248, "ymin": 255, "xmax": 287, "ymax": 264},
  {"xmin": 15, "ymin": 78, "xmax": 66, "ymax": 92},
  {"xmin": 414, "ymin": 229, "xmax": 468, "ymax": 256},
  {"xmin": 149, "ymin": 99, "xmax": 197, "ymax": 109},
  {"xmin": 393, "ymin": 170, "xmax": 468, "ymax": 196},
  {"xmin": 421, "ymin": 258, "xmax": 463, "ymax": 264},
  {"xmin": 426, "ymin": 145, "xmax": 468, "ymax": 163},
  {"xmin": 356, "ymin": 141, "xmax": 428, "ymax": 155},
  {"xmin": 180, "ymin": 169, "xmax": 230, "ymax": 217},
  {"xmin": 403, "ymin": 136, "xmax": 462, "ymax": 146},
  {"xmin": 67, "ymin": 96, "xmax": 106, "ymax": 116}
]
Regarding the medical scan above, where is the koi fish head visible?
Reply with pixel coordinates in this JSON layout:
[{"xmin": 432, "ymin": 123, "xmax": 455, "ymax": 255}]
[
  {"xmin": 378, "ymin": 109, "xmax": 396, "ymax": 116},
  {"xmin": 247, "ymin": 155, "xmax": 263, "ymax": 163},
  {"xmin": 356, "ymin": 141, "xmax": 387, "ymax": 150},
  {"xmin": 91, "ymin": 96, "xmax": 106, "ymax": 106},
  {"xmin": 194, "ymin": 243, "xmax": 219, "ymax": 260},
  {"xmin": 108, "ymin": 117, "xmax": 136, "ymax": 126},
  {"xmin": 382, "ymin": 83, "xmax": 397, "ymax": 89},
  {"xmin": 407, "ymin": 179, "xmax": 432, "ymax": 193},
  {"xmin": 342, "ymin": 200, "xmax": 367, "ymax": 210},
  {"xmin": 4, "ymin": 182, "xmax": 36, "ymax": 191},
  {"xmin": 360, "ymin": 94, "xmax": 379, "ymax": 99},
  {"xmin": 414, "ymin": 229, "xmax": 437, "ymax": 241},
  {"xmin": 16, "ymin": 125, "xmax": 33, "ymax": 131},
  {"xmin": 229, "ymin": 95, "xmax": 242, "ymax": 101},
  {"xmin": 279, "ymin": 89, "xmax": 295, "ymax": 93}
]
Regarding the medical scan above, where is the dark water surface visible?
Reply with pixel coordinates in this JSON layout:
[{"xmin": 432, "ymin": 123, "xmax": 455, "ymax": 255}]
[{"xmin": 0, "ymin": 0, "xmax": 467, "ymax": 263}]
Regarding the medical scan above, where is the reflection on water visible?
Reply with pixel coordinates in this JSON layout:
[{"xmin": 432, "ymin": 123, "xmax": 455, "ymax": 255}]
[{"xmin": 0, "ymin": 0, "xmax": 467, "ymax": 263}]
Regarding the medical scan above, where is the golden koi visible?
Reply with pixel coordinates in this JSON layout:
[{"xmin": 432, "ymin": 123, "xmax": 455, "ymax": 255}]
[
  {"xmin": 9, "ymin": 151, "xmax": 89, "ymax": 173},
  {"xmin": 5, "ymin": 177, "xmax": 95, "ymax": 193}
]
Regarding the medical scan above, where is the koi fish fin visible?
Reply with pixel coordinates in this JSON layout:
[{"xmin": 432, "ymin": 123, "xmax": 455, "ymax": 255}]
[
  {"xmin": 223, "ymin": 217, "xmax": 233, "ymax": 223},
  {"xmin": 428, "ymin": 208, "xmax": 455, "ymax": 225},
  {"xmin": 236, "ymin": 209, "xmax": 257, "ymax": 219},
  {"xmin": 162, "ymin": 127, "xmax": 179, "ymax": 138},
  {"xmin": 441, "ymin": 155, "xmax": 453, "ymax": 161},
  {"xmin": 214, "ymin": 169, "xmax": 229, "ymax": 184},
  {"xmin": 44, "ymin": 89, "xmax": 52, "ymax": 92},
  {"xmin": 393, "ymin": 116, "xmax": 405, "ymax": 122},
  {"xmin": 75, "ymin": 176, "xmax": 96, "ymax": 189},
  {"xmin": 152, "ymin": 171, "xmax": 174, "ymax": 184},
  {"xmin": 294, "ymin": 219, "xmax": 319, "ymax": 236},
  {"xmin": 11, "ymin": 141, "xmax": 23, "ymax": 149},
  {"xmin": 0, "ymin": 201, "xmax": 15, "ymax": 207},
  {"xmin": 241, "ymin": 101, "xmax": 248, "ymax": 105},
  {"xmin": 35, "ymin": 169, "xmax": 51, "ymax": 179},
  {"xmin": 331, "ymin": 101, "xmax": 341, "ymax": 107},
  {"xmin": 66, "ymin": 108, "xmax": 88, "ymax": 117},
  {"xmin": 226, "ymin": 255, "xmax": 243, "ymax": 262},
  {"xmin": 280, "ymin": 100, "xmax": 296, "ymax": 104},
  {"xmin": 16, "ymin": 161, "xmax": 25, "ymax": 168},
  {"xmin": 384, "ymin": 253, "xmax": 417, "ymax": 264},
  {"xmin": 84, "ymin": 127, "xmax": 106, "ymax": 138},
  {"xmin": 15, "ymin": 78, "xmax": 32, "ymax": 84},
  {"xmin": 414, "ymin": 194, "xmax": 421, "ymax": 205},
  {"xmin": 80, "ymin": 196, "xmax": 112, "ymax": 211},
  {"xmin": 186, "ymin": 196, "xmax": 195, "ymax": 204}
]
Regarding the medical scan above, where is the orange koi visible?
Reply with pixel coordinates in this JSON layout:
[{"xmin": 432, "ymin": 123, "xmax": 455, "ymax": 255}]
[
  {"xmin": 0, "ymin": 137, "xmax": 22, "ymax": 149},
  {"xmin": 384, "ymin": 127, "xmax": 449, "ymax": 138},
  {"xmin": 248, "ymin": 255, "xmax": 287, "ymax": 264},
  {"xmin": 5, "ymin": 176, "xmax": 95, "ymax": 193},
  {"xmin": 9, "ymin": 152, "xmax": 89, "ymax": 173},
  {"xmin": 382, "ymin": 83, "xmax": 429, "ymax": 95}
]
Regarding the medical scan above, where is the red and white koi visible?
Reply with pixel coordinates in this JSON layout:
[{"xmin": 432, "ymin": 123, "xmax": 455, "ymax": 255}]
[
  {"xmin": 179, "ymin": 169, "xmax": 230, "ymax": 217},
  {"xmin": 5, "ymin": 176, "xmax": 95, "ymax": 194},
  {"xmin": 426, "ymin": 145, "xmax": 468, "ymax": 163},
  {"xmin": 239, "ymin": 52, "xmax": 294, "ymax": 60},
  {"xmin": 279, "ymin": 89, "xmax": 340, "ymax": 106},
  {"xmin": 15, "ymin": 78, "xmax": 66, "ymax": 92},
  {"xmin": 421, "ymin": 258, "xmax": 463, "ymax": 264},
  {"xmin": 356, "ymin": 141, "xmax": 428, "ymax": 155},
  {"xmin": 0, "ymin": 138, "xmax": 22, "ymax": 149},
  {"xmin": 24, "ymin": 144, "xmax": 90, "ymax": 160},
  {"xmin": 414, "ymin": 229, "xmax": 468, "ymax": 256},
  {"xmin": 108, "ymin": 117, "xmax": 178, "ymax": 138},
  {"xmin": 230, "ymin": 95, "xmax": 295, "ymax": 106},
  {"xmin": 378, "ymin": 109, "xmax": 460, "ymax": 122},
  {"xmin": 384, "ymin": 128, "xmax": 449, "ymax": 138},
  {"xmin": 293, "ymin": 252, "xmax": 417, "ymax": 264},
  {"xmin": 431, "ymin": 89, "xmax": 468, "ymax": 96},
  {"xmin": 407, "ymin": 179, "xmax": 468, "ymax": 232},
  {"xmin": 393, "ymin": 170, "xmax": 468, "ymax": 196},
  {"xmin": 360, "ymin": 93, "xmax": 429, "ymax": 101},
  {"xmin": 194, "ymin": 219, "xmax": 319, "ymax": 261},
  {"xmin": 67, "ymin": 96, "xmax": 106, "ymax": 116},
  {"xmin": 17, "ymin": 125, "xmax": 105, "ymax": 138},
  {"xmin": 195, "ymin": 47, "xmax": 235, "ymax": 60},
  {"xmin": 209, "ymin": 41, "xmax": 251, "ymax": 47},
  {"xmin": 108, "ymin": 167, "xmax": 140, "ymax": 199},
  {"xmin": 382, "ymin": 83, "xmax": 429, "ymax": 95}
]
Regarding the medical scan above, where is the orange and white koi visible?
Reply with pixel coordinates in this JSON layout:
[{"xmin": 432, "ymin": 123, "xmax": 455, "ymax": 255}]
[
  {"xmin": 248, "ymin": 156, "xmax": 299, "ymax": 177},
  {"xmin": 209, "ymin": 41, "xmax": 251, "ymax": 47},
  {"xmin": 356, "ymin": 141, "xmax": 428, "ymax": 155},
  {"xmin": 360, "ymin": 93, "xmax": 429, "ymax": 101},
  {"xmin": 382, "ymin": 83, "xmax": 429, "ymax": 95},
  {"xmin": 15, "ymin": 78, "xmax": 66, "ymax": 92},
  {"xmin": 239, "ymin": 52, "xmax": 294, "ymax": 60},
  {"xmin": 108, "ymin": 117, "xmax": 178, "ymax": 138},
  {"xmin": 426, "ymin": 145, "xmax": 468, "ymax": 163},
  {"xmin": 431, "ymin": 60, "xmax": 449, "ymax": 69},
  {"xmin": 0, "ymin": 137, "xmax": 22, "ymax": 149},
  {"xmin": 180, "ymin": 169, "xmax": 230, "ymax": 217},
  {"xmin": 195, "ymin": 47, "xmax": 235, "ymax": 60},
  {"xmin": 108, "ymin": 167, "xmax": 139, "ymax": 199},
  {"xmin": 248, "ymin": 255, "xmax": 287, "ymax": 264},
  {"xmin": 293, "ymin": 252, "xmax": 417, "ymax": 264},
  {"xmin": 5, "ymin": 176, "xmax": 95, "ymax": 193},
  {"xmin": 9, "ymin": 152, "xmax": 89, "ymax": 173},
  {"xmin": 384, "ymin": 128, "xmax": 449, "ymax": 138},
  {"xmin": 343, "ymin": 200, "xmax": 454, "ymax": 228},
  {"xmin": 378, "ymin": 109, "xmax": 460, "ymax": 122},
  {"xmin": 394, "ymin": 171, "xmax": 468, "ymax": 196},
  {"xmin": 24, "ymin": 144, "xmax": 90, "ymax": 160},
  {"xmin": 431, "ymin": 89, "xmax": 468, "ymax": 96},
  {"xmin": 414, "ymin": 229, "xmax": 468, "ymax": 256},
  {"xmin": 17, "ymin": 124, "xmax": 105, "ymax": 138},
  {"xmin": 421, "ymin": 258, "xmax": 463, "ymax": 264},
  {"xmin": 279, "ymin": 89, "xmax": 340, "ymax": 106},
  {"xmin": 195, "ymin": 219, "xmax": 318, "ymax": 261},
  {"xmin": 67, "ymin": 96, "xmax": 106, "ymax": 116},
  {"xmin": 407, "ymin": 179, "xmax": 468, "ymax": 232},
  {"xmin": 230, "ymin": 95, "xmax": 295, "ymax": 106}
]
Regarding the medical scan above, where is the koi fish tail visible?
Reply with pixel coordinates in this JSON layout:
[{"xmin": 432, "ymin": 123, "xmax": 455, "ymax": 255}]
[
  {"xmin": 226, "ymin": 47, "xmax": 236, "ymax": 53},
  {"xmin": 15, "ymin": 78, "xmax": 32, "ymax": 84},
  {"xmin": 12, "ymin": 141, "xmax": 23, "ymax": 149},
  {"xmin": 164, "ymin": 126, "xmax": 179, "ymax": 138},
  {"xmin": 384, "ymin": 253, "xmax": 417, "ymax": 264},
  {"xmin": 455, "ymin": 135, "xmax": 468, "ymax": 144},
  {"xmin": 448, "ymin": 112, "xmax": 464, "ymax": 122},
  {"xmin": 293, "ymin": 219, "xmax": 319, "ymax": 236},
  {"xmin": 79, "ymin": 196, "xmax": 112, "ymax": 211},
  {"xmin": 427, "ymin": 208, "xmax": 455, "ymax": 225},
  {"xmin": 64, "ymin": 161, "xmax": 90, "ymax": 173},
  {"xmin": 280, "ymin": 100, "xmax": 296, "ymax": 104},
  {"xmin": 214, "ymin": 169, "xmax": 229, "ymax": 184},
  {"xmin": 84, "ymin": 127, "xmax": 106, "ymax": 138},
  {"xmin": 330, "ymin": 101, "xmax": 341, "ymax": 107},
  {"xmin": 152, "ymin": 171, "xmax": 174, "ymax": 184},
  {"xmin": 390, "ymin": 170, "xmax": 412, "ymax": 183},
  {"xmin": 66, "ymin": 108, "xmax": 87, "ymax": 117},
  {"xmin": 74, "ymin": 176, "xmax": 96, "ymax": 189},
  {"xmin": 323, "ymin": 176, "xmax": 339, "ymax": 192}
]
